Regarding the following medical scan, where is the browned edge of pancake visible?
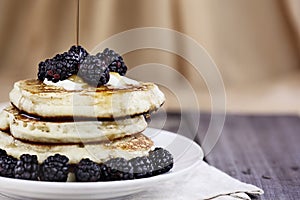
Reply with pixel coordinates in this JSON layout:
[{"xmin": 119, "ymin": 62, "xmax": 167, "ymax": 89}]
[
  {"xmin": 9, "ymin": 102, "xmax": 163, "ymax": 123},
  {"xmin": 0, "ymin": 129, "xmax": 153, "ymax": 150}
]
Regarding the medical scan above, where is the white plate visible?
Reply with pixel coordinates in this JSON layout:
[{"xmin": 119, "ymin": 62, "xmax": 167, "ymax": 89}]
[{"xmin": 0, "ymin": 108, "xmax": 203, "ymax": 200}]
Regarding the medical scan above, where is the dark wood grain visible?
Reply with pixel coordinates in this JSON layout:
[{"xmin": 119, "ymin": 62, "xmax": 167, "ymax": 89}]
[{"xmin": 150, "ymin": 112, "xmax": 300, "ymax": 200}]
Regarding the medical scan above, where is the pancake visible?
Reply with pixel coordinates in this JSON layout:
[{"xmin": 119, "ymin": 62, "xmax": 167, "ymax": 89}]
[
  {"xmin": 0, "ymin": 109, "xmax": 9, "ymax": 131},
  {"xmin": 3, "ymin": 106, "xmax": 147, "ymax": 143},
  {"xmin": 0, "ymin": 131, "xmax": 154, "ymax": 164},
  {"xmin": 9, "ymin": 79, "xmax": 165, "ymax": 118}
]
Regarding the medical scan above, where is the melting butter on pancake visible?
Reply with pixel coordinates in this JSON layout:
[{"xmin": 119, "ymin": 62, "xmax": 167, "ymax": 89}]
[
  {"xmin": 9, "ymin": 78, "xmax": 165, "ymax": 118},
  {"xmin": 4, "ymin": 106, "xmax": 147, "ymax": 143},
  {"xmin": 0, "ymin": 130, "xmax": 154, "ymax": 164}
]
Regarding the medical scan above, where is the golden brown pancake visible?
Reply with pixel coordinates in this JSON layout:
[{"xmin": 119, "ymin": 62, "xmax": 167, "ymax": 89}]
[
  {"xmin": 9, "ymin": 79, "xmax": 165, "ymax": 118},
  {"xmin": 0, "ymin": 130, "xmax": 154, "ymax": 164},
  {"xmin": 3, "ymin": 105, "xmax": 148, "ymax": 143}
]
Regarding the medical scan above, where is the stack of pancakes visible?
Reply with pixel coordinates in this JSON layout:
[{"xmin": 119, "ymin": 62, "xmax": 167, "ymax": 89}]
[{"xmin": 0, "ymin": 78, "xmax": 165, "ymax": 164}]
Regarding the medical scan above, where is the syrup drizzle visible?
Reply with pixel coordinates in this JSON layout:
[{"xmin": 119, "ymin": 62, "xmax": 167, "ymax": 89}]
[{"xmin": 76, "ymin": 0, "xmax": 80, "ymax": 46}]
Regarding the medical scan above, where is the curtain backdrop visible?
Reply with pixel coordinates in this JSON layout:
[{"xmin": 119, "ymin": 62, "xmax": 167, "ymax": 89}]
[{"xmin": 0, "ymin": 0, "xmax": 299, "ymax": 112}]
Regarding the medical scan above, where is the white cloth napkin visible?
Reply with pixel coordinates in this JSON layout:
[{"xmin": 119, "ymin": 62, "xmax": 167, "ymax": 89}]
[
  {"xmin": 125, "ymin": 161, "xmax": 263, "ymax": 200},
  {"xmin": 0, "ymin": 161, "xmax": 263, "ymax": 200}
]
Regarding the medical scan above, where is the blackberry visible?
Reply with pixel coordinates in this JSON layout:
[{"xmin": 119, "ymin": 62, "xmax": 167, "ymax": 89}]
[
  {"xmin": 108, "ymin": 57, "xmax": 127, "ymax": 76},
  {"xmin": 0, "ymin": 155, "xmax": 17, "ymax": 178},
  {"xmin": 38, "ymin": 45, "xmax": 89, "ymax": 82},
  {"xmin": 129, "ymin": 156, "xmax": 154, "ymax": 179},
  {"xmin": 75, "ymin": 158, "xmax": 101, "ymax": 182},
  {"xmin": 14, "ymin": 154, "xmax": 39, "ymax": 180},
  {"xmin": 68, "ymin": 45, "xmax": 89, "ymax": 64},
  {"xmin": 38, "ymin": 54, "xmax": 76, "ymax": 83},
  {"xmin": 149, "ymin": 148, "xmax": 174, "ymax": 176},
  {"xmin": 0, "ymin": 149, "xmax": 7, "ymax": 157},
  {"xmin": 101, "ymin": 158, "xmax": 134, "ymax": 181},
  {"xmin": 78, "ymin": 55, "xmax": 110, "ymax": 87},
  {"xmin": 96, "ymin": 48, "xmax": 127, "ymax": 76},
  {"xmin": 98, "ymin": 163, "xmax": 109, "ymax": 181},
  {"xmin": 40, "ymin": 154, "xmax": 69, "ymax": 182}
]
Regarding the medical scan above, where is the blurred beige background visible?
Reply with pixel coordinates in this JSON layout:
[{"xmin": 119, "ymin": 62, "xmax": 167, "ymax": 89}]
[{"xmin": 0, "ymin": 0, "xmax": 299, "ymax": 113}]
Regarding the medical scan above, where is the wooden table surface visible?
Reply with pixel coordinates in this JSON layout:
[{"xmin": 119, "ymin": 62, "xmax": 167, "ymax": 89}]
[{"xmin": 150, "ymin": 112, "xmax": 300, "ymax": 200}]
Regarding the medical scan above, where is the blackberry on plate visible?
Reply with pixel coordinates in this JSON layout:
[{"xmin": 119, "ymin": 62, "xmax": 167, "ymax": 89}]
[
  {"xmin": 75, "ymin": 158, "xmax": 101, "ymax": 182},
  {"xmin": 78, "ymin": 55, "xmax": 110, "ymax": 87},
  {"xmin": 14, "ymin": 154, "xmax": 39, "ymax": 180},
  {"xmin": 0, "ymin": 148, "xmax": 7, "ymax": 157},
  {"xmin": 0, "ymin": 155, "xmax": 17, "ymax": 178},
  {"xmin": 38, "ymin": 45, "xmax": 89, "ymax": 82},
  {"xmin": 149, "ymin": 148, "xmax": 174, "ymax": 176},
  {"xmin": 129, "ymin": 156, "xmax": 154, "ymax": 179},
  {"xmin": 96, "ymin": 48, "xmax": 127, "ymax": 76},
  {"xmin": 101, "ymin": 158, "xmax": 134, "ymax": 181},
  {"xmin": 40, "ymin": 154, "xmax": 69, "ymax": 182}
]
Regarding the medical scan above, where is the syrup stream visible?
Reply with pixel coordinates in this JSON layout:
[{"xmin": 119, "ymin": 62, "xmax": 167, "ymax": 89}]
[{"xmin": 76, "ymin": 0, "xmax": 80, "ymax": 46}]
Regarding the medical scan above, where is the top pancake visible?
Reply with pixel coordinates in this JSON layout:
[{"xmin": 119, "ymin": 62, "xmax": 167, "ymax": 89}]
[{"xmin": 9, "ymin": 79, "xmax": 165, "ymax": 118}]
